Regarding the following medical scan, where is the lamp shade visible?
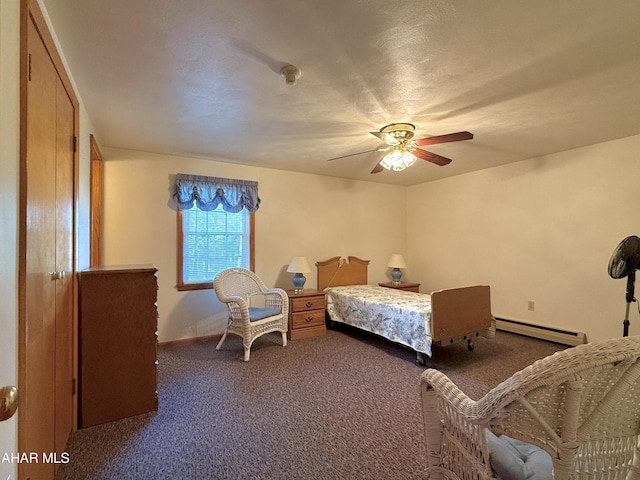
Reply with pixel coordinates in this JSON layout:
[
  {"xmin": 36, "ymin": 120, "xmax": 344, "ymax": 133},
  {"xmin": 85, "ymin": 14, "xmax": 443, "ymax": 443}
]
[
  {"xmin": 380, "ymin": 149, "xmax": 417, "ymax": 172},
  {"xmin": 287, "ymin": 256, "xmax": 311, "ymax": 273},
  {"xmin": 387, "ymin": 254, "xmax": 406, "ymax": 269}
]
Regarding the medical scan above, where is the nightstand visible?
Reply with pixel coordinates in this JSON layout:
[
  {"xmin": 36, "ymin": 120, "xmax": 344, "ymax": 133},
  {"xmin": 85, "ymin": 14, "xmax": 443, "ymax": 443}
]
[
  {"xmin": 378, "ymin": 281, "xmax": 421, "ymax": 293},
  {"xmin": 287, "ymin": 290, "xmax": 326, "ymax": 340}
]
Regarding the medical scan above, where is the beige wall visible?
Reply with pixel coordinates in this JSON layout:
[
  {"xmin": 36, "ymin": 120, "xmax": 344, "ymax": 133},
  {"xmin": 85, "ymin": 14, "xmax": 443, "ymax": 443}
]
[
  {"xmin": 408, "ymin": 134, "xmax": 640, "ymax": 342},
  {"xmin": 102, "ymin": 148, "xmax": 407, "ymax": 342}
]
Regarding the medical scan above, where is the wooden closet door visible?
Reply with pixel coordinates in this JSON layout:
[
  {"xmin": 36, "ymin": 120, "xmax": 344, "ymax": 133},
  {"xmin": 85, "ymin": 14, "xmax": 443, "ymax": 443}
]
[
  {"xmin": 20, "ymin": 3, "xmax": 76, "ymax": 478},
  {"xmin": 54, "ymin": 67, "xmax": 75, "ymax": 456},
  {"xmin": 23, "ymin": 16, "xmax": 58, "ymax": 476}
]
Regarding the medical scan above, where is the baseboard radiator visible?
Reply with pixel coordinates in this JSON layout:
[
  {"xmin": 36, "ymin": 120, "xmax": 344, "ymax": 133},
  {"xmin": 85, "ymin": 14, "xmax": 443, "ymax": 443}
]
[{"xmin": 495, "ymin": 317, "xmax": 586, "ymax": 346}]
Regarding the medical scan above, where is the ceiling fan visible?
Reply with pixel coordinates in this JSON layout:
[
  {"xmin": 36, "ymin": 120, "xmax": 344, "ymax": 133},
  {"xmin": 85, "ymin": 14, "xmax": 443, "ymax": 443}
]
[{"xmin": 328, "ymin": 123, "xmax": 473, "ymax": 174}]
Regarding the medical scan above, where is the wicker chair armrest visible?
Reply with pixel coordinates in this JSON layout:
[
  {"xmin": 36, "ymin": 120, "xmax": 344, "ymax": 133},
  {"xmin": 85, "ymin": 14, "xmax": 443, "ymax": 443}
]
[
  {"xmin": 220, "ymin": 296, "xmax": 250, "ymax": 319},
  {"xmin": 421, "ymin": 369, "xmax": 483, "ymax": 420},
  {"xmin": 219, "ymin": 295, "xmax": 247, "ymax": 307},
  {"xmin": 262, "ymin": 288, "xmax": 288, "ymax": 309},
  {"xmin": 247, "ymin": 291, "xmax": 286, "ymax": 305},
  {"xmin": 263, "ymin": 287, "xmax": 287, "ymax": 299},
  {"xmin": 422, "ymin": 368, "xmax": 516, "ymax": 422},
  {"xmin": 422, "ymin": 369, "xmax": 495, "ymax": 476}
]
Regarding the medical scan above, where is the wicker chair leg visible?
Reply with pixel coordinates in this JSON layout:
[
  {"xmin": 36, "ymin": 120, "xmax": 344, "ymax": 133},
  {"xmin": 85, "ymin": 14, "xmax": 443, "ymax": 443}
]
[
  {"xmin": 281, "ymin": 332, "xmax": 288, "ymax": 347},
  {"xmin": 216, "ymin": 331, "xmax": 228, "ymax": 350},
  {"xmin": 243, "ymin": 347, "xmax": 251, "ymax": 362}
]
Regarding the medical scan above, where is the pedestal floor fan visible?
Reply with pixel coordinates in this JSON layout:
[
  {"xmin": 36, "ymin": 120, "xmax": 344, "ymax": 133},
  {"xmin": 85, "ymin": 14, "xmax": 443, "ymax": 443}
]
[{"xmin": 608, "ymin": 235, "xmax": 640, "ymax": 336}]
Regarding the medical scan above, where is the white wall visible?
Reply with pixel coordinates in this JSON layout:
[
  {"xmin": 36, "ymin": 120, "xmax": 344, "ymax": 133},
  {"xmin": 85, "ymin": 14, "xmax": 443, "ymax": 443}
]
[
  {"xmin": 408, "ymin": 134, "xmax": 640, "ymax": 342},
  {"xmin": 102, "ymin": 148, "xmax": 407, "ymax": 342},
  {"xmin": 75, "ymin": 108, "xmax": 95, "ymax": 271},
  {"xmin": 0, "ymin": 0, "xmax": 20, "ymax": 477}
]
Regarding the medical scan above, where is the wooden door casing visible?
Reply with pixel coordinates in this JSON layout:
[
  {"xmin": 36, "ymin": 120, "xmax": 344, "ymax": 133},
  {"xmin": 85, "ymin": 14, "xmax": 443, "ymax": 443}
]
[{"xmin": 90, "ymin": 134, "xmax": 103, "ymax": 267}]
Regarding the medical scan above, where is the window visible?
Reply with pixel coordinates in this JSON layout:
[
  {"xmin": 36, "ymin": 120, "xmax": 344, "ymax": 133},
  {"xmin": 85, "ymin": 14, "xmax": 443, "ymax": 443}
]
[
  {"xmin": 173, "ymin": 173, "xmax": 259, "ymax": 291},
  {"xmin": 177, "ymin": 208, "xmax": 254, "ymax": 290}
]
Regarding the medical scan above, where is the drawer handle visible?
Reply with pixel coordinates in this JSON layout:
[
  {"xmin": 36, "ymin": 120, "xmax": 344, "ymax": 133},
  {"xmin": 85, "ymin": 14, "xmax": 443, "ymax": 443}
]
[
  {"xmin": 305, "ymin": 302, "xmax": 313, "ymax": 308},
  {"xmin": 305, "ymin": 316, "xmax": 313, "ymax": 322}
]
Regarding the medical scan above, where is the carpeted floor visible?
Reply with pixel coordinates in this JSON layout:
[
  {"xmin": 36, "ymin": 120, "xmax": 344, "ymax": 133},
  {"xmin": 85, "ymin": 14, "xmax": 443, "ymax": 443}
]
[{"xmin": 54, "ymin": 327, "xmax": 565, "ymax": 480}]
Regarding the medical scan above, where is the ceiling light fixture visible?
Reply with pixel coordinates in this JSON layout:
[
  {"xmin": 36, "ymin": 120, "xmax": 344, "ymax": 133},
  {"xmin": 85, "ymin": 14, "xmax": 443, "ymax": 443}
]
[
  {"xmin": 377, "ymin": 123, "xmax": 419, "ymax": 171},
  {"xmin": 380, "ymin": 123, "xmax": 415, "ymax": 145},
  {"xmin": 280, "ymin": 64, "xmax": 301, "ymax": 86},
  {"xmin": 379, "ymin": 147, "xmax": 417, "ymax": 172}
]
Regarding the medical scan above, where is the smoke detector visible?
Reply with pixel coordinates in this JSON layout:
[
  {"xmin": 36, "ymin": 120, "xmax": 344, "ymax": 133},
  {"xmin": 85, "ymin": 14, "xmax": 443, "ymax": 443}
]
[{"xmin": 280, "ymin": 64, "xmax": 301, "ymax": 86}]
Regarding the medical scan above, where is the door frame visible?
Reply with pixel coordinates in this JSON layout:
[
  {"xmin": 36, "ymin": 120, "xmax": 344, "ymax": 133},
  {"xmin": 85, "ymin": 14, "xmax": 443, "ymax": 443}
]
[{"xmin": 90, "ymin": 134, "xmax": 103, "ymax": 267}]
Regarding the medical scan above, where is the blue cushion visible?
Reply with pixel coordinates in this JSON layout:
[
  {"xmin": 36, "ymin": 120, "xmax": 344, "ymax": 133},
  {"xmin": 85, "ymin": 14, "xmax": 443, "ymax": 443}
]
[
  {"xmin": 248, "ymin": 307, "xmax": 281, "ymax": 321},
  {"xmin": 485, "ymin": 429, "xmax": 553, "ymax": 480}
]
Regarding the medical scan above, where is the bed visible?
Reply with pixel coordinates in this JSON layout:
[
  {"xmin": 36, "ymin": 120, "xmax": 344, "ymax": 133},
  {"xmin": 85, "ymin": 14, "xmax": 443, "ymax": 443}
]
[{"xmin": 317, "ymin": 256, "xmax": 495, "ymax": 364}]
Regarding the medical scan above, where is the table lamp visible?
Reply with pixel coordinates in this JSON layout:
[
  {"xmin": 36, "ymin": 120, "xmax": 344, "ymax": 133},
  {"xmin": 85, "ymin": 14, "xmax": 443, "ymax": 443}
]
[
  {"xmin": 287, "ymin": 256, "xmax": 311, "ymax": 293},
  {"xmin": 387, "ymin": 254, "xmax": 406, "ymax": 284}
]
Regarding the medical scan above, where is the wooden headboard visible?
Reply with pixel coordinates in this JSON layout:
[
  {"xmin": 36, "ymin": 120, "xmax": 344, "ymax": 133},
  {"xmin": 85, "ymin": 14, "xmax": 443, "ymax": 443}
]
[{"xmin": 316, "ymin": 256, "xmax": 370, "ymax": 291}]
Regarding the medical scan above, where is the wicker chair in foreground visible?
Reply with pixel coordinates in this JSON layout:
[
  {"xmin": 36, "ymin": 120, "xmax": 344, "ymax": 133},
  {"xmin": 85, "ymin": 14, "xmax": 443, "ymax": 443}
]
[
  {"xmin": 213, "ymin": 268, "xmax": 288, "ymax": 362},
  {"xmin": 421, "ymin": 335, "xmax": 640, "ymax": 480}
]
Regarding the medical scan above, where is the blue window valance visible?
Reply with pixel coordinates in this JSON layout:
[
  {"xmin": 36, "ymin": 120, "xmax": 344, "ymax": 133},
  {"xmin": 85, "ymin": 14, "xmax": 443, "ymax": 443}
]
[{"xmin": 173, "ymin": 173, "xmax": 260, "ymax": 213}]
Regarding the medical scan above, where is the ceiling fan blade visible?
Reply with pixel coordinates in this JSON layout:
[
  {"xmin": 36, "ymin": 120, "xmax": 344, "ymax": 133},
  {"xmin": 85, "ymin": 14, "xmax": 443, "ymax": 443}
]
[
  {"xmin": 370, "ymin": 130, "xmax": 385, "ymax": 140},
  {"xmin": 412, "ymin": 148, "xmax": 452, "ymax": 166},
  {"xmin": 371, "ymin": 162, "xmax": 384, "ymax": 174},
  {"xmin": 414, "ymin": 131, "xmax": 473, "ymax": 147},
  {"xmin": 327, "ymin": 148, "xmax": 382, "ymax": 162}
]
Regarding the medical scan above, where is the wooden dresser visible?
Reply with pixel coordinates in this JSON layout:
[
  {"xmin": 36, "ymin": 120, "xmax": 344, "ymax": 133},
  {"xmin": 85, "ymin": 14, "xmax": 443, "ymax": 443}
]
[
  {"xmin": 378, "ymin": 281, "xmax": 421, "ymax": 293},
  {"xmin": 78, "ymin": 265, "xmax": 158, "ymax": 428},
  {"xmin": 287, "ymin": 290, "xmax": 326, "ymax": 339}
]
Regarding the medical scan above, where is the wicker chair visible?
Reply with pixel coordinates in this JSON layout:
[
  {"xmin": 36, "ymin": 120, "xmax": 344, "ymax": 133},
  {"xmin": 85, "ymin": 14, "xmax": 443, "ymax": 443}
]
[
  {"xmin": 213, "ymin": 268, "xmax": 288, "ymax": 361},
  {"xmin": 421, "ymin": 335, "xmax": 640, "ymax": 480}
]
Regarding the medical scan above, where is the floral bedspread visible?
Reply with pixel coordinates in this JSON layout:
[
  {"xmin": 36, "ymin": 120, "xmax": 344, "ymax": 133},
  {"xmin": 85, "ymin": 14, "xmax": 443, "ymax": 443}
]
[{"xmin": 324, "ymin": 285, "xmax": 433, "ymax": 357}]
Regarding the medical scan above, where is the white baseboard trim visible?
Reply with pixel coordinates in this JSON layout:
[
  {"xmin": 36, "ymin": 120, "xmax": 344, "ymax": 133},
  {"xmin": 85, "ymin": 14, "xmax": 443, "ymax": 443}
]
[{"xmin": 495, "ymin": 317, "xmax": 586, "ymax": 346}]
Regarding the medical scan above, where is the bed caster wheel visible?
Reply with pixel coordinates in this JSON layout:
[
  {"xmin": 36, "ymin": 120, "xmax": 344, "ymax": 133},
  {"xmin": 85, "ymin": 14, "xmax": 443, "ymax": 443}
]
[
  {"xmin": 468, "ymin": 339, "xmax": 475, "ymax": 351},
  {"xmin": 416, "ymin": 352, "xmax": 426, "ymax": 366}
]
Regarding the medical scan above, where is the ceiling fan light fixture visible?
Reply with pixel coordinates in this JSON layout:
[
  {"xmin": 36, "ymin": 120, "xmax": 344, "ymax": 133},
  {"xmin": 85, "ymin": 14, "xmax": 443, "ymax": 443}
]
[
  {"xmin": 379, "ymin": 123, "xmax": 415, "ymax": 146},
  {"xmin": 380, "ymin": 148, "xmax": 417, "ymax": 172},
  {"xmin": 328, "ymin": 123, "xmax": 472, "ymax": 173},
  {"xmin": 403, "ymin": 150, "xmax": 417, "ymax": 168}
]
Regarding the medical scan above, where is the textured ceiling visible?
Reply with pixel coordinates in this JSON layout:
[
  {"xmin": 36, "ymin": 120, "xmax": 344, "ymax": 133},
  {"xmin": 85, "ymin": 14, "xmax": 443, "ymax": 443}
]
[{"xmin": 42, "ymin": 0, "xmax": 640, "ymax": 186}]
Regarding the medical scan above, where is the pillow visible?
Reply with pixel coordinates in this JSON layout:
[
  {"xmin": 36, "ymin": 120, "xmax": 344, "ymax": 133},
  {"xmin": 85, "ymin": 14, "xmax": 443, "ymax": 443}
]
[
  {"xmin": 248, "ymin": 307, "xmax": 281, "ymax": 321},
  {"xmin": 485, "ymin": 429, "xmax": 553, "ymax": 480}
]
